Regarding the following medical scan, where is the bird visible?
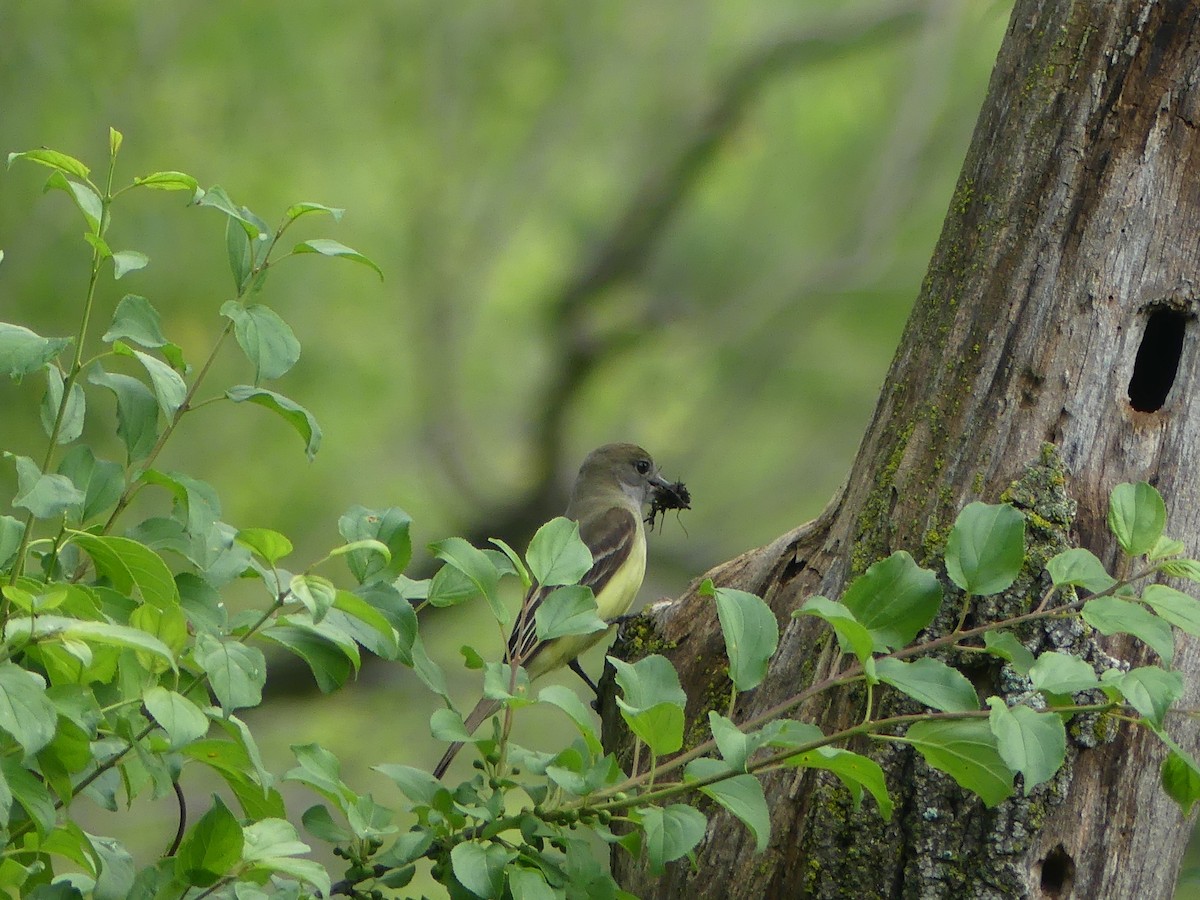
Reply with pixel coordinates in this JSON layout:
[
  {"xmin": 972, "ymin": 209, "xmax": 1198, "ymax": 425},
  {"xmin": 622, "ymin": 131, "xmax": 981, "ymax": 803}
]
[{"xmin": 432, "ymin": 442, "xmax": 674, "ymax": 779}]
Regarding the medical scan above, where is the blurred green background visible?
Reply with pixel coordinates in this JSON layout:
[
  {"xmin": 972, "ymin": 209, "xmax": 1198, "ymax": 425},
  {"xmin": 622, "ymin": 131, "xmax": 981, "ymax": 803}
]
[{"xmin": 13, "ymin": 1, "xmax": 1191, "ymax": 896}]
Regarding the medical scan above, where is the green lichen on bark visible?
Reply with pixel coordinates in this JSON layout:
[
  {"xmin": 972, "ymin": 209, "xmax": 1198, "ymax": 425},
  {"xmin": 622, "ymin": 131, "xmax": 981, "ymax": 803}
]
[
  {"xmin": 851, "ymin": 420, "xmax": 914, "ymax": 575},
  {"xmin": 682, "ymin": 664, "xmax": 734, "ymax": 753},
  {"xmin": 611, "ymin": 612, "xmax": 678, "ymax": 663}
]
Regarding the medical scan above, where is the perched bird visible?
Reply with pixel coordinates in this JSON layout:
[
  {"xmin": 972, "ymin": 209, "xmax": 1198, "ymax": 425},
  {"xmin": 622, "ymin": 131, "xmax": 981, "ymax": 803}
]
[{"xmin": 432, "ymin": 443, "xmax": 675, "ymax": 779}]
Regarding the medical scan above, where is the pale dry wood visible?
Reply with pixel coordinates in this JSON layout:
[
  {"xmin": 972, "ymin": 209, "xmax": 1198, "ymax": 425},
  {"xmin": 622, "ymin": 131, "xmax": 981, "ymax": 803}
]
[{"xmin": 608, "ymin": 1, "xmax": 1200, "ymax": 897}]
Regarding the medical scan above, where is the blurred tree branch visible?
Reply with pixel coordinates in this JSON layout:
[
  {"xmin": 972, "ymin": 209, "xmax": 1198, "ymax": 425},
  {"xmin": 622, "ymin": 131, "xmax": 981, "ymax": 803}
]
[{"xmin": 451, "ymin": 2, "xmax": 929, "ymax": 551}]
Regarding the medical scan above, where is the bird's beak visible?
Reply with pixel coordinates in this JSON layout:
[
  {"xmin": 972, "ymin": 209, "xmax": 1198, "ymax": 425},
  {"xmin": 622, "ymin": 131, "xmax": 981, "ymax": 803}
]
[{"xmin": 650, "ymin": 470, "xmax": 673, "ymax": 490}]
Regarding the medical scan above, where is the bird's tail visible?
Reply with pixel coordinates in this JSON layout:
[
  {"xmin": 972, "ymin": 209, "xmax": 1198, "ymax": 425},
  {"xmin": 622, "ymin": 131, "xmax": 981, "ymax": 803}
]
[{"xmin": 432, "ymin": 697, "xmax": 503, "ymax": 780}]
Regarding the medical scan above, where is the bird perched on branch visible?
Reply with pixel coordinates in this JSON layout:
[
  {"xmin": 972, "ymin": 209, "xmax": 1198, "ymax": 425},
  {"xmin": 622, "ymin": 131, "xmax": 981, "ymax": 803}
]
[{"xmin": 432, "ymin": 442, "xmax": 685, "ymax": 779}]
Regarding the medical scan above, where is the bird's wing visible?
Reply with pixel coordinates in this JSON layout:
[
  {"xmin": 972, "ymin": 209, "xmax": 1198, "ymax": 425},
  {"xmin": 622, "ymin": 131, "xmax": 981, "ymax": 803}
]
[{"xmin": 506, "ymin": 506, "xmax": 637, "ymax": 667}]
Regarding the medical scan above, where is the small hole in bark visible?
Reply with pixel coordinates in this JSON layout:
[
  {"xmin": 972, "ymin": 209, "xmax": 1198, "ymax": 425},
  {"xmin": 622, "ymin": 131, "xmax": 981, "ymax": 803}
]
[
  {"xmin": 1128, "ymin": 308, "xmax": 1187, "ymax": 412},
  {"xmin": 1039, "ymin": 844, "xmax": 1075, "ymax": 895}
]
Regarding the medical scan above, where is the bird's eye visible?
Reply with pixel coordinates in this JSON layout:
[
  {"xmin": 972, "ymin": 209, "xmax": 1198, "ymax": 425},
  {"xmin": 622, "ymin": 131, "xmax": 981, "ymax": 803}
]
[{"xmin": 635, "ymin": 459, "xmax": 651, "ymax": 475}]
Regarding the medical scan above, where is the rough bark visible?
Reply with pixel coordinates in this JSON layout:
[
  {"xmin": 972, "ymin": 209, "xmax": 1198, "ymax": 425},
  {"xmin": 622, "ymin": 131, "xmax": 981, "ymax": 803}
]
[{"xmin": 606, "ymin": 1, "xmax": 1200, "ymax": 897}]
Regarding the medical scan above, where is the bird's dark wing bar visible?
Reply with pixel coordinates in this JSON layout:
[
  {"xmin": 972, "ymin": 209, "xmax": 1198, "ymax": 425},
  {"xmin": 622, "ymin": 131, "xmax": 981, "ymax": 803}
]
[{"xmin": 506, "ymin": 506, "xmax": 637, "ymax": 667}]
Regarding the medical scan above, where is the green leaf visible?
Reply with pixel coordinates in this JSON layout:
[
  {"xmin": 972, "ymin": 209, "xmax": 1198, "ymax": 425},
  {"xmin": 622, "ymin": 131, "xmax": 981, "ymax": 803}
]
[
  {"xmin": 1148, "ymin": 535, "xmax": 1186, "ymax": 561},
  {"xmin": 240, "ymin": 817, "xmax": 312, "ymax": 859},
  {"xmin": 508, "ymin": 866, "xmax": 556, "ymax": 900},
  {"xmin": 302, "ymin": 804, "xmax": 353, "ymax": 843},
  {"xmin": 196, "ymin": 184, "xmax": 265, "ymax": 240},
  {"xmin": 1082, "ymin": 595, "xmax": 1175, "ymax": 665},
  {"xmin": 131, "ymin": 602, "xmax": 189, "ymax": 665},
  {"xmin": 981, "ymin": 631, "xmax": 1035, "ymax": 675},
  {"xmin": 40, "ymin": 365, "xmax": 85, "ymax": 444},
  {"xmin": 177, "ymin": 737, "xmax": 271, "ymax": 825},
  {"xmin": 701, "ymin": 580, "xmax": 779, "ymax": 692},
  {"xmin": 338, "ymin": 505, "xmax": 412, "ymax": 582},
  {"xmin": 609, "ymin": 654, "xmax": 686, "ymax": 756},
  {"xmin": 241, "ymin": 818, "xmax": 328, "ymax": 895},
  {"xmin": 483, "ymin": 659, "xmax": 530, "ymax": 702},
  {"xmin": 782, "ymin": 743, "xmax": 894, "ymax": 819},
  {"xmin": 430, "ymin": 707, "xmax": 476, "ymax": 743},
  {"xmin": 133, "ymin": 170, "xmax": 199, "ymax": 196},
  {"xmin": 102, "ymin": 294, "xmax": 169, "ymax": 348},
  {"xmin": 111, "ymin": 343, "xmax": 186, "ymax": 418},
  {"xmin": 262, "ymin": 620, "xmax": 357, "ymax": 692},
  {"xmin": 327, "ymin": 589, "xmax": 400, "ymax": 659},
  {"xmin": 903, "ymin": 718, "xmax": 1014, "ymax": 807},
  {"xmin": 88, "ymin": 367, "xmax": 159, "ymax": 462},
  {"xmin": 143, "ymin": 686, "xmax": 209, "ymax": 749},
  {"xmin": 235, "ymin": 527, "xmax": 293, "ymax": 565},
  {"xmin": 760, "ymin": 718, "xmax": 825, "ymax": 752},
  {"xmin": 8, "ymin": 454, "xmax": 85, "ymax": 519},
  {"xmin": 44, "ymin": 170, "xmax": 103, "ymax": 234},
  {"xmin": 429, "ymin": 537, "xmax": 503, "ymax": 624},
  {"xmin": 411, "ymin": 633, "xmax": 449, "ymax": 701},
  {"xmin": 40, "ymin": 822, "xmax": 95, "ymax": 877},
  {"xmin": 285, "ymin": 743, "xmax": 355, "ymax": 810},
  {"xmin": 535, "ymin": 585, "xmax": 607, "ymax": 641},
  {"xmin": 1160, "ymin": 741, "xmax": 1200, "ymax": 815},
  {"xmin": 796, "ymin": 595, "xmax": 874, "ymax": 663},
  {"xmin": 225, "ymin": 215, "xmax": 254, "ymax": 290},
  {"xmin": 68, "ymin": 532, "xmax": 180, "ymax": 609},
  {"xmin": 0, "ymin": 516, "xmax": 24, "ymax": 569},
  {"xmin": 372, "ymin": 763, "xmax": 445, "ymax": 807},
  {"xmin": 194, "ymin": 634, "xmax": 266, "ymax": 711},
  {"xmin": 875, "ymin": 657, "xmax": 979, "ymax": 712},
  {"xmin": 0, "ymin": 323, "xmax": 71, "ymax": 381},
  {"xmin": 426, "ymin": 565, "xmax": 479, "ymax": 608},
  {"xmin": 1045, "ymin": 548, "xmax": 1117, "ymax": 592},
  {"xmin": 1140, "ymin": 584, "xmax": 1200, "ymax": 635},
  {"xmin": 289, "ymin": 573, "xmax": 336, "ymax": 622},
  {"xmin": 709, "ymin": 712, "xmax": 755, "ymax": 771},
  {"xmin": 89, "ymin": 833, "xmax": 135, "ymax": 900},
  {"xmin": 214, "ymin": 713, "xmax": 274, "ymax": 794},
  {"xmin": 1101, "ymin": 666, "xmax": 1183, "ymax": 728},
  {"xmin": 3, "ymin": 755, "xmax": 55, "ymax": 834},
  {"xmin": 9, "ymin": 147, "xmax": 90, "ymax": 178},
  {"xmin": 1108, "ymin": 482, "xmax": 1167, "ymax": 556},
  {"xmin": 83, "ymin": 230, "xmax": 113, "ymax": 259},
  {"xmin": 44, "ymin": 618, "xmax": 177, "ymax": 668},
  {"xmin": 1028, "ymin": 650, "xmax": 1099, "ymax": 694},
  {"xmin": 451, "ymin": 841, "xmax": 514, "ymax": 899},
  {"xmin": 945, "ymin": 502, "xmax": 1025, "ymax": 595},
  {"xmin": 57, "ymin": 447, "xmax": 123, "ymax": 525},
  {"xmin": 220, "ymin": 301, "xmax": 301, "ymax": 382},
  {"xmin": 684, "ymin": 757, "xmax": 769, "ymax": 852},
  {"xmin": 226, "ymin": 385, "xmax": 322, "ymax": 459},
  {"xmin": 292, "ymin": 238, "xmax": 383, "ymax": 279},
  {"xmin": 841, "ymin": 551, "xmax": 943, "ymax": 651},
  {"xmin": 0, "ymin": 662, "xmax": 57, "ymax": 755},
  {"xmin": 112, "ymin": 250, "xmax": 149, "ymax": 279},
  {"xmin": 538, "ymin": 684, "xmax": 602, "ymax": 755},
  {"xmin": 527, "ymin": 517, "xmax": 593, "ymax": 586},
  {"xmin": 638, "ymin": 804, "xmax": 707, "ymax": 874},
  {"xmin": 1159, "ymin": 558, "xmax": 1200, "ymax": 582},
  {"xmin": 174, "ymin": 796, "xmax": 243, "ymax": 887},
  {"xmin": 986, "ymin": 698, "xmax": 1066, "ymax": 793},
  {"xmin": 285, "ymin": 201, "xmax": 345, "ymax": 223}
]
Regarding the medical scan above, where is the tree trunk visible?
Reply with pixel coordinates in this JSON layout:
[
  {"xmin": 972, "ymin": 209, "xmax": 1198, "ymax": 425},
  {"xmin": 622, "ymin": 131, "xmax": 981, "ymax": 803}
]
[{"xmin": 606, "ymin": 1, "xmax": 1200, "ymax": 897}]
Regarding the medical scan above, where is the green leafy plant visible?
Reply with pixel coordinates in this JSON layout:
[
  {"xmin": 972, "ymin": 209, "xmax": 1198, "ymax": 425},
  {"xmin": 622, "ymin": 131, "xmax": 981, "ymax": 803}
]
[
  {"xmin": 0, "ymin": 131, "xmax": 386, "ymax": 899},
  {"xmin": 4, "ymin": 132, "xmax": 1200, "ymax": 900}
]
